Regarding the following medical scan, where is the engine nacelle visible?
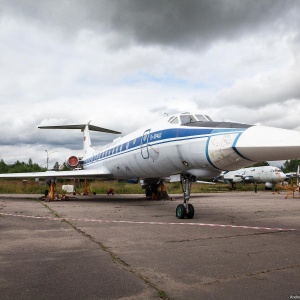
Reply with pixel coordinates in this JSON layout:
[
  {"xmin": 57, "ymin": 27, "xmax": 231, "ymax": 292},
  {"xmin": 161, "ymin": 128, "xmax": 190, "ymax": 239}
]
[
  {"xmin": 67, "ymin": 156, "xmax": 80, "ymax": 169},
  {"xmin": 264, "ymin": 182, "xmax": 274, "ymax": 190}
]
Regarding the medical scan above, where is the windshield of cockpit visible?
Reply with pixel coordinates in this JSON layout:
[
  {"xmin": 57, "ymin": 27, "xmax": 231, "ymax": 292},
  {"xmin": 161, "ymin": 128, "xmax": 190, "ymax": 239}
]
[
  {"xmin": 180, "ymin": 115, "xmax": 197, "ymax": 124},
  {"xmin": 168, "ymin": 113, "xmax": 213, "ymax": 125},
  {"xmin": 195, "ymin": 114, "xmax": 213, "ymax": 122}
]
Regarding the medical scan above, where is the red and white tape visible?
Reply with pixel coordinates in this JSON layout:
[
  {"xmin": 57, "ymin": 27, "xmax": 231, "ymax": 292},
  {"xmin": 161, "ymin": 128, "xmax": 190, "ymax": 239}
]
[{"xmin": 0, "ymin": 212, "xmax": 298, "ymax": 232}]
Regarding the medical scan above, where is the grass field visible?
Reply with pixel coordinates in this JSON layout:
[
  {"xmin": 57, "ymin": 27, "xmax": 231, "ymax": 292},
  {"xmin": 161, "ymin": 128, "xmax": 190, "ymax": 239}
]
[{"xmin": 0, "ymin": 179, "xmax": 278, "ymax": 195}]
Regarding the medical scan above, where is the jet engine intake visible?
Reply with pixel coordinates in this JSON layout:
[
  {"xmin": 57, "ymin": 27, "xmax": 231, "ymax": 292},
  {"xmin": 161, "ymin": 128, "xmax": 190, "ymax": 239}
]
[{"xmin": 67, "ymin": 156, "xmax": 80, "ymax": 169}]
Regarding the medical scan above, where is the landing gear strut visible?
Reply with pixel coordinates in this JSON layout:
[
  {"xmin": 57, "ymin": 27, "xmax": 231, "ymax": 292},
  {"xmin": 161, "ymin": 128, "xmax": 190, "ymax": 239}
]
[
  {"xmin": 45, "ymin": 178, "xmax": 57, "ymax": 201},
  {"xmin": 176, "ymin": 175, "xmax": 195, "ymax": 219}
]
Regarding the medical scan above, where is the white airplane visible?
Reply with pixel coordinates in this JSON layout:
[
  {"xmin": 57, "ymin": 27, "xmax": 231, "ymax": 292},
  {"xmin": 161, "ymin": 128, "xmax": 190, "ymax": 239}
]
[
  {"xmin": 1, "ymin": 111, "xmax": 300, "ymax": 219},
  {"xmin": 216, "ymin": 166, "xmax": 286, "ymax": 189},
  {"xmin": 285, "ymin": 165, "xmax": 300, "ymax": 180}
]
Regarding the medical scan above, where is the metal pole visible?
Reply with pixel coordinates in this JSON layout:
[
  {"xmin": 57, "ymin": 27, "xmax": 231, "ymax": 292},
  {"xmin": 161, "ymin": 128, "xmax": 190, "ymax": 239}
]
[{"xmin": 45, "ymin": 150, "xmax": 49, "ymax": 170}]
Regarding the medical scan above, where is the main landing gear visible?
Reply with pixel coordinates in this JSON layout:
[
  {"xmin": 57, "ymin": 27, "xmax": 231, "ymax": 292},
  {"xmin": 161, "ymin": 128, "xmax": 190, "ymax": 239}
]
[
  {"xmin": 44, "ymin": 178, "xmax": 58, "ymax": 201},
  {"xmin": 176, "ymin": 175, "xmax": 195, "ymax": 219}
]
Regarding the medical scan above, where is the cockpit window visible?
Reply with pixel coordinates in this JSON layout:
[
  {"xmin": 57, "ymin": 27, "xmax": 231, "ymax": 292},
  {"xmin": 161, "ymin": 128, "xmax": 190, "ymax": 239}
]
[
  {"xmin": 195, "ymin": 114, "xmax": 208, "ymax": 122},
  {"xmin": 195, "ymin": 114, "xmax": 213, "ymax": 122},
  {"xmin": 180, "ymin": 115, "xmax": 197, "ymax": 124},
  {"xmin": 168, "ymin": 113, "xmax": 213, "ymax": 125},
  {"xmin": 170, "ymin": 117, "xmax": 179, "ymax": 124}
]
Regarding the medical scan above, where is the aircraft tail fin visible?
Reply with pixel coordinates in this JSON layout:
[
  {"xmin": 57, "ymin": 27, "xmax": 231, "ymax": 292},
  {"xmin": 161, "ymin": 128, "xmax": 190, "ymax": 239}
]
[{"xmin": 39, "ymin": 122, "xmax": 121, "ymax": 155}]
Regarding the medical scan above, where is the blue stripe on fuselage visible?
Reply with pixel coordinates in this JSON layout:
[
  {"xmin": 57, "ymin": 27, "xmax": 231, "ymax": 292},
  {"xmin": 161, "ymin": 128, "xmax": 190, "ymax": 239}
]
[
  {"xmin": 83, "ymin": 127, "xmax": 247, "ymax": 167},
  {"xmin": 232, "ymin": 131, "xmax": 255, "ymax": 162}
]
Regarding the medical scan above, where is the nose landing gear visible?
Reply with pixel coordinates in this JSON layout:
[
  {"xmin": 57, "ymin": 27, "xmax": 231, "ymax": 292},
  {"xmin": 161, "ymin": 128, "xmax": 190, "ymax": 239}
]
[{"xmin": 176, "ymin": 174, "xmax": 195, "ymax": 219}]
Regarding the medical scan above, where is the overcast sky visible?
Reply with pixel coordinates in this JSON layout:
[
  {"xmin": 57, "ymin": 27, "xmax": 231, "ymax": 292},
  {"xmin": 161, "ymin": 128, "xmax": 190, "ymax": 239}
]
[{"xmin": 1, "ymin": 0, "xmax": 300, "ymax": 167}]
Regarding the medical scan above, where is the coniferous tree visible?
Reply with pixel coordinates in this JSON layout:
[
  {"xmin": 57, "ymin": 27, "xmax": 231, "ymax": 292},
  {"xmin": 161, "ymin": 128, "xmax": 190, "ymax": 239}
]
[
  {"xmin": 282, "ymin": 159, "xmax": 300, "ymax": 173},
  {"xmin": 249, "ymin": 161, "xmax": 270, "ymax": 167},
  {"xmin": 0, "ymin": 158, "xmax": 47, "ymax": 173},
  {"xmin": 53, "ymin": 162, "xmax": 60, "ymax": 170},
  {"xmin": 0, "ymin": 159, "xmax": 8, "ymax": 173}
]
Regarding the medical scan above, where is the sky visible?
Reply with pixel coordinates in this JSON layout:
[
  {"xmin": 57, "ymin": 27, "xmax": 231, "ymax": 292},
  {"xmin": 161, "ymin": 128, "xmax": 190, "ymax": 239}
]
[{"xmin": 1, "ymin": 0, "xmax": 300, "ymax": 168}]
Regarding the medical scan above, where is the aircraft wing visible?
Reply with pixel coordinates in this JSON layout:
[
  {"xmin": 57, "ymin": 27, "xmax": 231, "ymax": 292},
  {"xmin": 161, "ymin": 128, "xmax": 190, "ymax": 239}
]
[
  {"xmin": 0, "ymin": 168, "xmax": 114, "ymax": 180},
  {"xmin": 196, "ymin": 180, "xmax": 216, "ymax": 185},
  {"xmin": 233, "ymin": 175, "xmax": 254, "ymax": 180}
]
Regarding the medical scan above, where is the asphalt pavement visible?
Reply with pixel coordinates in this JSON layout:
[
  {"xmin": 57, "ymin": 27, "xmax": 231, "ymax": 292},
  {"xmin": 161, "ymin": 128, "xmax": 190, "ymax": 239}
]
[{"xmin": 0, "ymin": 191, "xmax": 299, "ymax": 299}]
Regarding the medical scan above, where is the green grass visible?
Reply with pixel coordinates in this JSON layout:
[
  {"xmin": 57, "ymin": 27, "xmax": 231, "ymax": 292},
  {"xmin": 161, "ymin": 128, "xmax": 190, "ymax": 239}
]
[{"xmin": 0, "ymin": 179, "xmax": 281, "ymax": 195}]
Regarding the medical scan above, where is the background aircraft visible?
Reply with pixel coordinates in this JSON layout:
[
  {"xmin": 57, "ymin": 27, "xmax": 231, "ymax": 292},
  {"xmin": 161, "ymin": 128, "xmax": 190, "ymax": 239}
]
[
  {"xmin": 215, "ymin": 166, "xmax": 286, "ymax": 189},
  {"xmin": 285, "ymin": 165, "xmax": 300, "ymax": 180},
  {"xmin": 1, "ymin": 112, "xmax": 300, "ymax": 219}
]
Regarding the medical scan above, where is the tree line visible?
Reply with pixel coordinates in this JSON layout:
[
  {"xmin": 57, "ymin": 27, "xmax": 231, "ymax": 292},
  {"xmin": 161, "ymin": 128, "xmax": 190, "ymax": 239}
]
[
  {"xmin": 0, "ymin": 158, "xmax": 299, "ymax": 174},
  {"xmin": 0, "ymin": 159, "xmax": 46, "ymax": 173}
]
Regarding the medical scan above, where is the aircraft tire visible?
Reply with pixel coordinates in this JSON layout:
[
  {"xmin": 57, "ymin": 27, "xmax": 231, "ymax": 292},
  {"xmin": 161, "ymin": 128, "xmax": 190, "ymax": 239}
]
[
  {"xmin": 186, "ymin": 204, "xmax": 195, "ymax": 219},
  {"xmin": 145, "ymin": 188, "xmax": 152, "ymax": 198},
  {"xmin": 176, "ymin": 204, "xmax": 186, "ymax": 219}
]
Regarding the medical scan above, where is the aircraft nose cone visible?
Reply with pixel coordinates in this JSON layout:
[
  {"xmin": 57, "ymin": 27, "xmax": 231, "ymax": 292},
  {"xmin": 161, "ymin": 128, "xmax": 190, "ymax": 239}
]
[
  {"xmin": 276, "ymin": 171, "xmax": 286, "ymax": 181},
  {"xmin": 235, "ymin": 126, "xmax": 300, "ymax": 162}
]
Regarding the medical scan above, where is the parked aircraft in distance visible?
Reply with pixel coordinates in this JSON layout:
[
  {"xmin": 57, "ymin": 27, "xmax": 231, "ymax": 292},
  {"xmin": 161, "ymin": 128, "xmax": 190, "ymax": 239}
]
[
  {"xmin": 215, "ymin": 166, "xmax": 286, "ymax": 189},
  {"xmin": 285, "ymin": 165, "xmax": 300, "ymax": 180},
  {"xmin": 1, "ymin": 112, "xmax": 300, "ymax": 219}
]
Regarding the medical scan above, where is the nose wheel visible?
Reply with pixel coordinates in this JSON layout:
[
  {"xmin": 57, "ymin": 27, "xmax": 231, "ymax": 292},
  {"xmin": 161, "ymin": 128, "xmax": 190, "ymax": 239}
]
[
  {"xmin": 176, "ymin": 174, "xmax": 196, "ymax": 219},
  {"xmin": 176, "ymin": 204, "xmax": 186, "ymax": 219},
  {"xmin": 176, "ymin": 203, "xmax": 194, "ymax": 219}
]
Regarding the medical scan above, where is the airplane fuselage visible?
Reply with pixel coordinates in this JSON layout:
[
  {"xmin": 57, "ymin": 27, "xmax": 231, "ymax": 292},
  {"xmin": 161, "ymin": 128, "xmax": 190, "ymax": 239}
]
[
  {"xmin": 222, "ymin": 166, "xmax": 286, "ymax": 184},
  {"xmin": 83, "ymin": 120, "xmax": 253, "ymax": 180},
  {"xmin": 2, "ymin": 111, "xmax": 300, "ymax": 219}
]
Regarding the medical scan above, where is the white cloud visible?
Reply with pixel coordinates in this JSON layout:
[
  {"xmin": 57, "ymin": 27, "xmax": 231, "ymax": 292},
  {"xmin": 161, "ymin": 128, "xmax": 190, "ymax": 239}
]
[{"xmin": 1, "ymin": 0, "xmax": 300, "ymax": 164}]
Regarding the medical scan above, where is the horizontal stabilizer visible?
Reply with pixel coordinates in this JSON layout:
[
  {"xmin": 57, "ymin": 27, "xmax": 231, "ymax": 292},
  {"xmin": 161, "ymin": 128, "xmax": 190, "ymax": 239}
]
[{"xmin": 39, "ymin": 124, "xmax": 121, "ymax": 134}]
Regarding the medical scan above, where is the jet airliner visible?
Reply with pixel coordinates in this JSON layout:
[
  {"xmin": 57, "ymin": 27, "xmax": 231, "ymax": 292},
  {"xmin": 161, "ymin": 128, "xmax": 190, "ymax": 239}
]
[
  {"xmin": 1, "ymin": 112, "xmax": 300, "ymax": 219},
  {"xmin": 216, "ymin": 166, "xmax": 286, "ymax": 189}
]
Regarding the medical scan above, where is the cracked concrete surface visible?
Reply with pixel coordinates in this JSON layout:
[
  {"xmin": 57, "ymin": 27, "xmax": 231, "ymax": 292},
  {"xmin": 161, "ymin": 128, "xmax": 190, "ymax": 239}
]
[{"xmin": 0, "ymin": 191, "xmax": 299, "ymax": 299}]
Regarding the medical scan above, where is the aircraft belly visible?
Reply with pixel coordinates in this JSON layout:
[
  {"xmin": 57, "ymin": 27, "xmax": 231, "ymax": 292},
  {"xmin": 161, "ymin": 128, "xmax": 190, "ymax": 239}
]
[
  {"xmin": 232, "ymin": 177, "xmax": 243, "ymax": 183},
  {"xmin": 176, "ymin": 139, "xmax": 218, "ymax": 177},
  {"xmin": 102, "ymin": 140, "xmax": 212, "ymax": 179},
  {"xmin": 100, "ymin": 149, "xmax": 175, "ymax": 178},
  {"xmin": 137, "ymin": 144, "xmax": 190, "ymax": 177}
]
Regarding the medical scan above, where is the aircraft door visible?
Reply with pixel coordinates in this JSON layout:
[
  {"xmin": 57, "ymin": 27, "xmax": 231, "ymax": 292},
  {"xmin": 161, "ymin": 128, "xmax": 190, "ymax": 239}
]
[{"xmin": 141, "ymin": 129, "xmax": 151, "ymax": 159}]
